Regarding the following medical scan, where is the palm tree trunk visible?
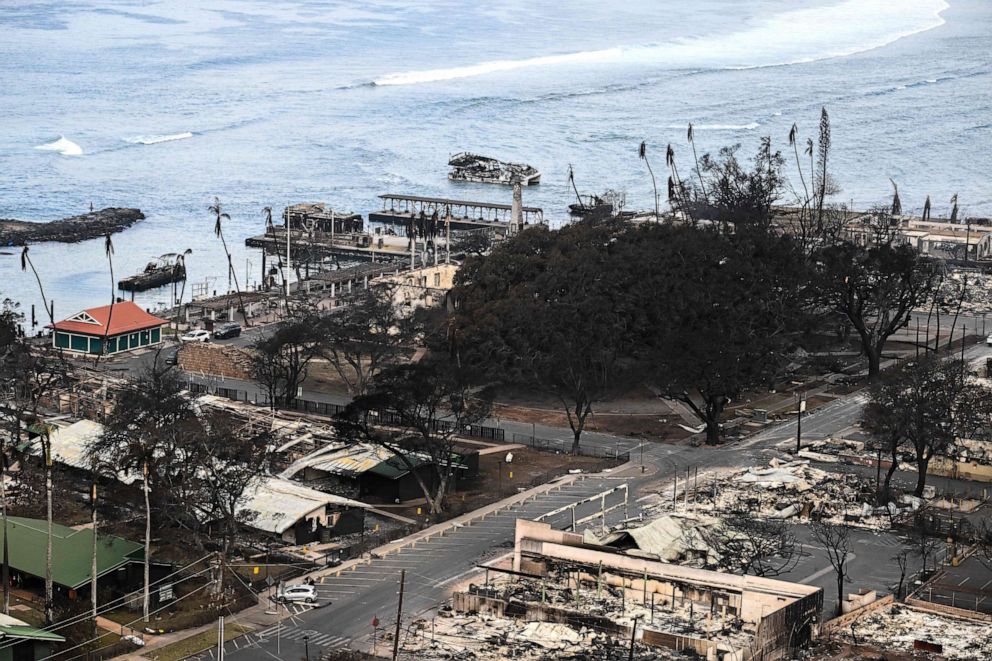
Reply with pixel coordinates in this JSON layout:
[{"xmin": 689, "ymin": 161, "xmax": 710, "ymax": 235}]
[
  {"xmin": 1, "ymin": 455, "xmax": 8, "ymax": 615},
  {"xmin": 45, "ymin": 459, "xmax": 53, "ymax": 626},
  {"xmin": 95, "ymin": 250, "xmax": 114, "ymax": 367},
  {"xmin": 143, "ymin": 462, "xmax": 151, "ymax": 623},
  {"xmin": 218, "ymin": 233, "xmax": 251, "ymax": 328},
  {"xmin": 643, "ymin": 160, "xmax": 659, "ymax": 222},
  {"xmin": 91, "ymin": 480, "xmax": 98, "ymax": 623}
]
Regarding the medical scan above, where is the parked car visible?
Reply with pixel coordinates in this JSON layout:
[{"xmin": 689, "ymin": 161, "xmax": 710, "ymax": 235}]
[
  {"xmin": 212, "ymin": 322, "xmax": 242, "ymax": 340},
  {"xmin": 163, "ymin": 345, "xmax": 180, "ymax": 365},
  {"xmin": 276, "ymin": 584, "xmax": 317, "ymax": 604},
  {"xmin": 179, "ymin": 329, "xmax": 210, "ymax": 343},
  {"xmin": 987, "ymin": 333, "xmax": 992, "ymax": 347}
]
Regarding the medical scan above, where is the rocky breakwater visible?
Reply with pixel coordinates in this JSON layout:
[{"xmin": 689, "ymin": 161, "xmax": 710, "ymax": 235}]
[{"xmin": 0, "ymin": 207, "xmax": 144, "ymax": 245}]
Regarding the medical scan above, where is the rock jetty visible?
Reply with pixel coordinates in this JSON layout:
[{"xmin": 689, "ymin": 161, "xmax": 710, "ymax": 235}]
[{"xmin": 0, "ymin": 207, "xmax": 144, "ymax": 245}]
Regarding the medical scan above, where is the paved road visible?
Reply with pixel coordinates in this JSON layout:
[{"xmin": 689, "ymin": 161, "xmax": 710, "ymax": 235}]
[
  {"xmin": 182, "ymin": 343, "xmax": 992, "ymax": 659},
  {"xmin": 216, "ymin": 477, "xmax": 632, "ymax": 658}
]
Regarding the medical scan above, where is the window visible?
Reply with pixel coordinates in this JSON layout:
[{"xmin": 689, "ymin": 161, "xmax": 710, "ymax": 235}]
[
  {"xmin": 105, "ymin": 337, "xmax": 117, "ymax": 354},
  {"xmin": 151, "ymin": 328, "xmax": 161, "ymax": 343},
  {"xmin": 89, "ymin": 337, "xmax": 102, "ymax": 354},
  {"xmin": 130, "ymin": 333, "xmax": 140, "ymax": 349},
  {"xmin": 70, "ymin": 334, "xmax": 88, "ymax": 352},
  {"xmin": 434, "ymin": 273, "xmax": 441, "ymax": 287},
  {"xmin": 140, "ymin": 330, "xmax": 150, "ymax": 345},
  {"xmin": 55, "ymin": 332, "xmax": 70, "ymax": 349}
]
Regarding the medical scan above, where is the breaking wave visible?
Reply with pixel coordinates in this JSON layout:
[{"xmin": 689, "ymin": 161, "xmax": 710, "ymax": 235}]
[
  {"xmin": 124, "ymin": 132, "xmax": 194, "ymax": 145},
  {"xmin": 667, "ymin": 122, "xmax": 760, "ymax": 131},
  {"xmin": 373, "ymin": 0, "xmax": 948, "ymax": 86},
  {"xmin": 34, "ymin": 136, "xmax": 83, "ymax": 156}
]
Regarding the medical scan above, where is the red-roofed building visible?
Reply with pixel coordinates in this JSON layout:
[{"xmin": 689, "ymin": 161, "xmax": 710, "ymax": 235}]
[{"xmin": 51, "ymin": 302, "xmax": 167, "ymax": 355}]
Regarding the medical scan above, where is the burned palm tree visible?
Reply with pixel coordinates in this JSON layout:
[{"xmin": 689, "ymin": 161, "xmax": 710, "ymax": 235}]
[
  {"xmin": 815, "ymin": 107, "xmax": 831, "ymax": 230},
  {"xmin": 666, "ymin": 143, "xmax": 692, "ymax": 221},
  {"xmin": 889, "ymin": 179, "xmax": 902, "ymax": 216},
  {"xmin": 950, "ymin": 194, "xmax": 959, "ymax": 224},
  {"xmin": 20, "ymin": 245, "xmax": 54, "ymax": 327},
  {"xmin": 687, "ymin": 123, "xmax": 707, "ymax": 203},
  {"xmin": 638, "ymin": 141, "xmax": 660, "ymax": 221},
  {"xmin": 209, "ymin": 197, "xmax": 250, "ymax": 327},
  {"xmin": 922, "ymin": 195, "xmax": 932, "ymax": 222},
  {"xmin": 788, "ymin": 123, "xmax": 810, "ymax": 208},
  {"xmin": 94, "ymin": 234, "xmax": 115, "ymax": 366}
]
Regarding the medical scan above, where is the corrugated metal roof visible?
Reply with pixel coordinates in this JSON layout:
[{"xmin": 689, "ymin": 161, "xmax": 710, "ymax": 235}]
[
  {"xmin": 239, "ymin": 476, "xmax": 369, "ymax": 535},
  {"xmin": 0, "ymin": 615, "xmax": 65, "ymax": 642},
  {"xmin": 0, "ymin": 517, "xmax": 143, "ymax": 590},
  {"xmin": 31, "ymin": 420, "xmax": 141, "ymax": 485},
  {"xmin": 280, "ymin": 443, "xmax": 429, "ymax": 481}
]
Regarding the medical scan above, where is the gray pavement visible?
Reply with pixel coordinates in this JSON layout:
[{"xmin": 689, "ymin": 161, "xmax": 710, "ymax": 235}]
[{"xmin": 174, "ymin": 341, "xmax": 992, "ymax": 659}]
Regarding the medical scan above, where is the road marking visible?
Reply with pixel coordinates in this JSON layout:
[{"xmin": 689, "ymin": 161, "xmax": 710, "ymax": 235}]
[
  {"xmin": 799, "ymin": 553, "xmax": 855, "ymax": 585},
  {"xmin": 958, "ymin": 576, "xmax": 971, "ymax": 586}
]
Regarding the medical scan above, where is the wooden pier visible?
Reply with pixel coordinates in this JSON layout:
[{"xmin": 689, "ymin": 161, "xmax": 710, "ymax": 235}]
[
  {"xmin": 244, "ymin": 228, "xmax": 409, "ymax": 262},
  {"xmin": 368, "ymin": 193, "xmax": 544, "ymax": 231}
]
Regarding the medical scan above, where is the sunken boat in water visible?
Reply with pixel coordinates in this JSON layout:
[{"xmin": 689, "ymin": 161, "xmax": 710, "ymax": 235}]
[
  {"xmin": 118, "ymin": 255, "xmax": 186, "ymax": 292},
  {"xmin": 448, "ymin": 153, "xmax": 541, "ymax": 186}
]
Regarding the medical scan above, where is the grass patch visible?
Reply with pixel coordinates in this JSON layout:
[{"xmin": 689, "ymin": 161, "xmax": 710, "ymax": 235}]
[{"xmin": 143, "ymin": 623, "xmax": 252, "ymax": 661}]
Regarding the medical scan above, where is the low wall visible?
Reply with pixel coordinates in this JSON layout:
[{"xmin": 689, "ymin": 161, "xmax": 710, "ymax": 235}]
[
  {"xmin": 904, "ymin": 597, "xmax": 992, "ymax": 622},
  {"xmin": 178, "ymin": 342, "xmax": 253, "ymax": 380},
  {"xmin": 821, "ymin": 594, "xmax": 895, "ymax": 633}
]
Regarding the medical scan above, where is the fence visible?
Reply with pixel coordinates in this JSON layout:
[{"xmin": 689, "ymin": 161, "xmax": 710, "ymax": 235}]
[{"xmin": 512, "ymin": 433, "xmax": 630, "ymax": 463}]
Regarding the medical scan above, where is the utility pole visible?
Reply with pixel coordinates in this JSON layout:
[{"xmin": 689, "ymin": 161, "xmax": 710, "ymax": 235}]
[
  {"xmin": 795, "ymin": 392, "xmax": 806, "ymax": 454},
  {"xmin": 285, "ymin": 216, "xmax": 292, "ymax": 302},
  {"xmin": 392, "ymin": 569, "xmax": 406, "ymax": 661}
]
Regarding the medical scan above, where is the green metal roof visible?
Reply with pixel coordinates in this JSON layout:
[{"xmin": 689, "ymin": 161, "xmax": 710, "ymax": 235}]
[
  {"xmin": 0, "ymin": 625, "xmax": 65, "ymax": 642},
  {"xmin": 0, "ymin": 517, "xmax": 143, "ymax": 590}
]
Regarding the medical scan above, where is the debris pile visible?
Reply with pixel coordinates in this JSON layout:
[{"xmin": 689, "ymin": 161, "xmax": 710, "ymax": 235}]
[
  {"xmin": 682, "ymin": 460, "xmax": 910, "ymax": 530},
  {"xmin": 837, "ymin": 605, "xmax": 992, "ymax": 660},
  {"xmin": 400, "ymin": 609, "xmax": 681, "ymax": 660}
]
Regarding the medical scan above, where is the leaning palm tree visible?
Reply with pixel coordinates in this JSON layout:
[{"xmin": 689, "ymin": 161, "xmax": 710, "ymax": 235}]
[
  {"xmin": 788, "ymin": 124, "xmax": 810, "ymax": 209},
  {"xmin": 638, "ymin": 141, "xmax": 660, "ymax": 221},
  {"xmin": 94, "ymin": 234, "xmax": 115, "ymax": 366},
  {"xmin": 666, "ymin": 144, "xmax": 692, "ymax": 221},
  {"xmin": 889, "ymin": 179, "xmax": 902, "ymax": 216},
  {"xmin": 209, "ymin": 198, "xmax": 250, "ymax": 327},
  {"xmin": 20, "ymin": 245, "xmax": 54, "ymax": 327},
  {"xmin": 687, "ymin": 123, "xmax": 707, "ymax": 203}
]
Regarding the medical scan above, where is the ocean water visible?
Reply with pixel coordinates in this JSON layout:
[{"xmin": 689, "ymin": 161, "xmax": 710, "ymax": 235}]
[{"xmin": 1, "ymin": 0, "xmax": 990, "ymax": 322}]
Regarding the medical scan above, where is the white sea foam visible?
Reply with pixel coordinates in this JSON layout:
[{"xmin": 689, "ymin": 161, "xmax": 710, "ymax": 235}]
[
  {"xmin": 34, "ymin": 136, "xmax": 83, "ymax": 156},
  {"xmin": 373, "ymin": 0, "xmax": 948, "ymax": 86},
  {"xmin": 668, "ymin": 122, "xmax": 760, "ymax": 131},
  {"xmin": 124, "ymin": 132, "xmax": 194, "ymax": 145}
]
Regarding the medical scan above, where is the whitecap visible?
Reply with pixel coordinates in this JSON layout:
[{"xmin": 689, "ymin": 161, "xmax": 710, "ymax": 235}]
[
  {"xmin": 373, "ymin": 0, "xmax": 949, "ymax": 86},
  {"xmin": 667, "ymin": 122, "xmax": 760, "ymax": 131},
  {"xmin": 124, "ymin": 132, "xmax": 194, "ymax": 145},
  {"xmin": 35, "ymin": 136, "xmax": 83, "ymax": 156}
]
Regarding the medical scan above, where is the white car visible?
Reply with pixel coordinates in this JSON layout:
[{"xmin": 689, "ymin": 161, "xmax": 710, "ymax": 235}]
[
  {"xmin": 987, "ymin": 334, "xmax": 992, "ymax": 347},
  {"xmin": 277, "ymin": 584, "xmax": 317, "ymax": 604},
  {"xmin": 180, "ymin": 329, "xmax": 210, "ymax": 343}
]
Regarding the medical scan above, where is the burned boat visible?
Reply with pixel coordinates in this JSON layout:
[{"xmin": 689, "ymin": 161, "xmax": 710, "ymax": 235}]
[
  {"xmin": 118, "ymin": 255, "xmax": 186, "ymax": 292},
  {"xmin": 568, "ymin": 195, "xmax": 614, "ymax": 217},
  {"xmin": 448, "ymin": 153, "xmax": 540, "ymax": 186}
]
